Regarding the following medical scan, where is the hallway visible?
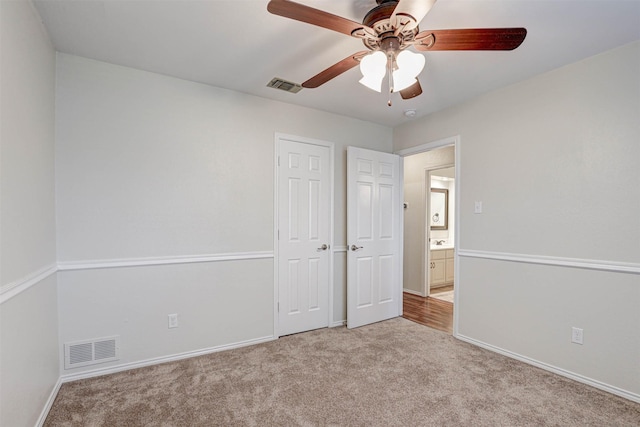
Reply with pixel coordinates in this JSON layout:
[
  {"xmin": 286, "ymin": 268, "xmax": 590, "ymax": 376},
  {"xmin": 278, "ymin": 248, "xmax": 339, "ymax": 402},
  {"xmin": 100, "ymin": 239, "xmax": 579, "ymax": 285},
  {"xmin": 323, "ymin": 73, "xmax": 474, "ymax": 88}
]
[{"xmin": 402, "ymin": 288, "xmax": 453, "ymax": 334}]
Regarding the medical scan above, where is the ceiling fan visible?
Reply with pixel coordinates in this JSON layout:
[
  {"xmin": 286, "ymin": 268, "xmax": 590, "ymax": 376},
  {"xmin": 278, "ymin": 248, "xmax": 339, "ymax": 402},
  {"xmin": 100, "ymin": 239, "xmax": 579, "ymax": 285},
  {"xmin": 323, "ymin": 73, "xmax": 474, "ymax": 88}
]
[{"xmin": 267, "ymin": 0, "xmax": 527, "ymax": 104}]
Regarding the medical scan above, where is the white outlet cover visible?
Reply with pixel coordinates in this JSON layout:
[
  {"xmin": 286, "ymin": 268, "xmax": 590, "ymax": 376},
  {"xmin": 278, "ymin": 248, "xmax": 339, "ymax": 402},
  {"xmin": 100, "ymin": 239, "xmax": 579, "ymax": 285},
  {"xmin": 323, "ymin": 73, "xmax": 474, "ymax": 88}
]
[{"xmin": 571, "ymin": 327, "xmax": 583, "ymax": 344}]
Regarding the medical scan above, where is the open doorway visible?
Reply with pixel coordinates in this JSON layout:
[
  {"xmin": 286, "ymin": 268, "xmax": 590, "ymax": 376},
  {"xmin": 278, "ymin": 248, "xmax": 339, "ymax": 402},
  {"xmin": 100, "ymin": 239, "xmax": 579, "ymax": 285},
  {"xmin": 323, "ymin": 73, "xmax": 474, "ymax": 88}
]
[
  {"xmin": 398, "ymin": 138, "xmax": 459, "ymax": 335},
  {"xmin": 427, "ymin": 166, "xmax": 455, "ymax": 303}
]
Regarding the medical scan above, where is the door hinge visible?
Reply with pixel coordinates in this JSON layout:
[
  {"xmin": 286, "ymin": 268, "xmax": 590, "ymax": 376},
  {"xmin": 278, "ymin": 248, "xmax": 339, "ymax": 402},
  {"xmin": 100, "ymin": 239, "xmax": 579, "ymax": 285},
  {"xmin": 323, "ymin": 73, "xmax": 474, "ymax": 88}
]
[
  {"xmin": 278, "ymin": 302, "xmax": 280, "ymax": 312},
  {"xmin": 278, "ymin": 156, "xmax": 280, "ymax": 166}
]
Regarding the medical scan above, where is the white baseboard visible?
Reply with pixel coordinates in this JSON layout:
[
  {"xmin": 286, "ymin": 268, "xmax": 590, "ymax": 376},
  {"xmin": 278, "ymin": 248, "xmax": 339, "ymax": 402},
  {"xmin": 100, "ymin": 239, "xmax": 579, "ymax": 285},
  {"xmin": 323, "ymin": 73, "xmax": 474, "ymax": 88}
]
[
  {"xmin": 36, "ymin": 376, "xmax": 62, "ymax": 427},
  {"xmin": 455, "ymin": 334, "xmax": 640, "ymax": 404},
  {"xmin": 60, "ymin": 335, "xmax": 276, "ymax": 383},
  {"xmin": 40, "ymin": 330, "xmax": 638, "ymax": 423},
  {"xmin": 403, "ymin": 288, "xmax": 424, "ymax": 297},
  {"xmin": 330, "ymin": 320, "xmax": 346, "ymax": 328}
]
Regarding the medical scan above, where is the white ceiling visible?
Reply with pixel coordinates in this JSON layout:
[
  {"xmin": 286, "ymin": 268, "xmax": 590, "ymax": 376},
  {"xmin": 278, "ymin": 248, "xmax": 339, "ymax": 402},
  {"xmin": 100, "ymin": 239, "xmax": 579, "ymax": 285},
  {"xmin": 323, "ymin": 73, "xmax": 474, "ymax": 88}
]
[{"xmin": 33, "ymin": 0, "xmax": 640, "ymax": 127}]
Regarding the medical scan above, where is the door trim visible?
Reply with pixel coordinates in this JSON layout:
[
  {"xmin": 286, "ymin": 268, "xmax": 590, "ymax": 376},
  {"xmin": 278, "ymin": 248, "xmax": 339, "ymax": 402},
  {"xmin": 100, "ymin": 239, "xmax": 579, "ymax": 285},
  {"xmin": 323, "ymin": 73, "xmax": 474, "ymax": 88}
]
[
  {"xmin": 396, "ymin": 135, "xmax": 461, "ymax": 337},
  {"xmin": 273, "ymin": 133, "xmax": 335, "ymax": 338}
]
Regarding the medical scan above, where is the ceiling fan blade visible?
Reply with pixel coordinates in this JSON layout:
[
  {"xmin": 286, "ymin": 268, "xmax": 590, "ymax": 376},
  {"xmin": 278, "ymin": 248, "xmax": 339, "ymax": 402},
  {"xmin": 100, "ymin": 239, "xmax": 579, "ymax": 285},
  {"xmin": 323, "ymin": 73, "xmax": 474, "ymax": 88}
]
[
  {"xmin": 414, "ymin": 28, "xmax": 527, "ymax": 51},
  {"xmin": 302, "ymin": 51, "xmax": 369, "ymax": 89},
  {"xmin": 400, "ymin": 79, "xmax": 423, "ymax": 100},
  {"xmin": 392, "ymin": 0, "xmax": 437, "ymax": 31},
  {"xmin": 268, "ymin": 0, "xmax": 375, "ymax": 38}
]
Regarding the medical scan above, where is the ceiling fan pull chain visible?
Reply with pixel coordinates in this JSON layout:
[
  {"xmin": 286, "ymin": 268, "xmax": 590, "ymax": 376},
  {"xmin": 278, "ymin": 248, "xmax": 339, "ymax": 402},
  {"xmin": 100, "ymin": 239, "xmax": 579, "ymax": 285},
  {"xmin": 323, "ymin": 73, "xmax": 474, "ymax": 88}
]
[{"xmin": 387, "ymin": 54, "xmax": 393, "ymax": 107}]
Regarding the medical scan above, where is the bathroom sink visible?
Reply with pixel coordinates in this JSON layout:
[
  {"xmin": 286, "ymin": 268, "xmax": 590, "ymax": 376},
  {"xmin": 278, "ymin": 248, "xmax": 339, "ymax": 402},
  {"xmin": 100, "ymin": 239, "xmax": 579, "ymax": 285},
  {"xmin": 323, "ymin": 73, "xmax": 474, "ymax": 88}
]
[{"xmin": 430, "ymin": 244, "xmax": 453, "ymax": 250}]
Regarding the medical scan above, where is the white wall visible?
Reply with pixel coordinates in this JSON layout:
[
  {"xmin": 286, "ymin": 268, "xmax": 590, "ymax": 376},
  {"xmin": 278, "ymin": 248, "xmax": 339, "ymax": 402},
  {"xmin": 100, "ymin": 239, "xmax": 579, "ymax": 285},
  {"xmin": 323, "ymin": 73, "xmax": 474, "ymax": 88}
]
[
  {"xmin": 0, "ymin": 0, "xmax": 59, "ymax": 425},
  {"xmin": 402, "ymin": 147, "xmax": 454, "ymax": 294},
  {"xmin": 394, "ymin": 42, "xmax": 640, "ymax": 399},
  {"xmin": 55, "ymin": 54, "xmax": 392, "ymax": 375}
]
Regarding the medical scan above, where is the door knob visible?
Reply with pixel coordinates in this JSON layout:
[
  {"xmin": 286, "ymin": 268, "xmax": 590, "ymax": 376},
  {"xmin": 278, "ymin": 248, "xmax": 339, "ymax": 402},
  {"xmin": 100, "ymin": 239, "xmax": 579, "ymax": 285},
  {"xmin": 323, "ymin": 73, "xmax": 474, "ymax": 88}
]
[
  {"xmin": 317, "ymin": 244, "xmax": 328, "ymax": 251},
  {"xmin": 350, "ymin": 245, "xmax": 363, "ymax": 251}
]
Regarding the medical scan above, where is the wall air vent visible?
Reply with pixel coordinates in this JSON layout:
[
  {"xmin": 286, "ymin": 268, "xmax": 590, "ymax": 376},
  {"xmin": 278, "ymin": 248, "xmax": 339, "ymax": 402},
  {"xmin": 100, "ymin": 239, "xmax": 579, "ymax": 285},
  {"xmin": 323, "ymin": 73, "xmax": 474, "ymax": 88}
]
[
  {"xmin": 267, "ymin": 77, "xmax": 303, "ymax": 93},
  {"xmin": 64, "ymin": 336, "xmax": 120, "ymax": 369}
]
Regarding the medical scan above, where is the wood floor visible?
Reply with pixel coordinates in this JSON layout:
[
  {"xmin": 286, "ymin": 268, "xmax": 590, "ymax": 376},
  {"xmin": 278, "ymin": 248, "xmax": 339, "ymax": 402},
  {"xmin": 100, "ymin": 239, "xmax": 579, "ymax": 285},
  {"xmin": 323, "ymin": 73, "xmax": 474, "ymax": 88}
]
[{"xmin": 402, "ymin": 288, "xmax": 454, "ymax": 334}]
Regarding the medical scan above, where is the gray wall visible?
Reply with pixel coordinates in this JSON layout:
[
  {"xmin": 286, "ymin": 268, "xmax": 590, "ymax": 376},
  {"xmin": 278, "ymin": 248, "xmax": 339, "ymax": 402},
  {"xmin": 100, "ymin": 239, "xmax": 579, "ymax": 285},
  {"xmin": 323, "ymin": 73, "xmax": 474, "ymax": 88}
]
[
  {"xmin": 0, "ymin": 0, "xmax": 59, "ymax": 425},
  {"xmin": 394, "ymin": 42, "xmax": 640, "ymax": 398},
  {"xmin": 55, "ymin": 53, "xmax": 393, "ymax": 376}
]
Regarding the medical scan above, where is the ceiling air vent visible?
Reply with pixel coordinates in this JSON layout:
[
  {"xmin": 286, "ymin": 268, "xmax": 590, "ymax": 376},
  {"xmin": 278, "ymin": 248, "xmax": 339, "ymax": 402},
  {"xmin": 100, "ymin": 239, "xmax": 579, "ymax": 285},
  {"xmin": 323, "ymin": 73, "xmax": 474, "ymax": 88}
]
[
  {"xmin": 267, "ymin": 77, "xmax": 303, "ymax": 94},
  {"xmin": 64, "ymin": 336, "xmax": 120, "ymax": 369}
]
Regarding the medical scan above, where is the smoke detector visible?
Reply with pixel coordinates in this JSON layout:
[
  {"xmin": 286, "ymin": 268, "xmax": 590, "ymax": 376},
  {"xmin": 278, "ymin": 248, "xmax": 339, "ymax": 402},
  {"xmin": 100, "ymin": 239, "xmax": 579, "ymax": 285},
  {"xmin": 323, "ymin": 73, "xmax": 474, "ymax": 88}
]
[{"xmin": 404, "ymin": 109, "xmax": 417, "ymax": 118}]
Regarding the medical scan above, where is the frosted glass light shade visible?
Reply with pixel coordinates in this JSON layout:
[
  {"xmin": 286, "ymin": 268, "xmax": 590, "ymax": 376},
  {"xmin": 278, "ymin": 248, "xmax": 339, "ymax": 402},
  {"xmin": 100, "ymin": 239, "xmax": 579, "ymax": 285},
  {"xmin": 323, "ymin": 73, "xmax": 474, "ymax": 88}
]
[
  {"xmin": 359, "ymin": 51, "xmax": 387, "ymax": 92},
  {"xmin": 392, "ymin": 69, "xmax": 416, "ymax": 92},
  {"xmin": 393, "ymin": 50, "xmax": 425, "ymax": 91}
]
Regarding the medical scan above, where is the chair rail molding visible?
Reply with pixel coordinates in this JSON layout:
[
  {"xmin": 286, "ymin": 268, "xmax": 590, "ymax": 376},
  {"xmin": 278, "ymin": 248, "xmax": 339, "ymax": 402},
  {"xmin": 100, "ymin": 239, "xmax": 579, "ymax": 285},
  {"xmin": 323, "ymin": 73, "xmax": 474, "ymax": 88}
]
[
  {"xmin": 1, "ymin": 263, "xmax": 58, "ymax": 304},
  {"xmin": 2, "ymin": 251, "xmax": 276, "ymax": 303},
  {"xmin": 57, "ymin": 251, "xmax": 274, "ymax": 271},
  {"xmin": 457, "ymin": 249, "xmax": 640, "ymax": 275}
]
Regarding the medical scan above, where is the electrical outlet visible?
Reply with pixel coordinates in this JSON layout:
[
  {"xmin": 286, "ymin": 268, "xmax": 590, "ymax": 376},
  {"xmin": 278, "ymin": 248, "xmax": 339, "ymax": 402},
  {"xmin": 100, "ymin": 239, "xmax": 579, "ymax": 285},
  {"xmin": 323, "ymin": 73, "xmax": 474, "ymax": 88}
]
[
  {"xmin": 168, "ymin": 313, "xmax": 178, "ymax": 329},
  {"xmin": 571, "ymin": 327, "xmax": 583, "ymax": 345}
]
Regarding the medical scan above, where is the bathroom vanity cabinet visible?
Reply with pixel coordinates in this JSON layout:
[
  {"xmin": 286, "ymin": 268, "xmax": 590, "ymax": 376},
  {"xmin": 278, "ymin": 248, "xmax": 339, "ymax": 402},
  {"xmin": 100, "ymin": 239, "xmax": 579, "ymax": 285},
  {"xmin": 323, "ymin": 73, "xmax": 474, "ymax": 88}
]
[{"xmin": 429, "ymin": 248, "xmax": 454, "ymax": 287}]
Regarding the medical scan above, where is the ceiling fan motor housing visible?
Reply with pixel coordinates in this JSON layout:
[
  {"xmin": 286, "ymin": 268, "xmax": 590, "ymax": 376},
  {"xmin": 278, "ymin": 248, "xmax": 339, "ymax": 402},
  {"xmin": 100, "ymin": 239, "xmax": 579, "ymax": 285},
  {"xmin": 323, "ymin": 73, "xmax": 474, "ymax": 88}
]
[
  {"xmin": 380, "ymin": 36, "xmax": 401, "ymax": 55},
  {"xmin": 362, "ymin": 0, "xmax": 418, "ymax": 51}
]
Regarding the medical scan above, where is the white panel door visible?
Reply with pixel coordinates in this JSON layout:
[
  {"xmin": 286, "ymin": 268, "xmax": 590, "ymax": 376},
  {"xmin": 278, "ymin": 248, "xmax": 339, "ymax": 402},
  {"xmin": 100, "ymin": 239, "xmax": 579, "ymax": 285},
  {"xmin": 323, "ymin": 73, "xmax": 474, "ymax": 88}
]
[
  {"xmin": 347, "ymin": 147, "xmax": 401, "ymax": 329},
  {"xmin": 278, "ymin": 136, "xmax": 332, "ymax": 336}
]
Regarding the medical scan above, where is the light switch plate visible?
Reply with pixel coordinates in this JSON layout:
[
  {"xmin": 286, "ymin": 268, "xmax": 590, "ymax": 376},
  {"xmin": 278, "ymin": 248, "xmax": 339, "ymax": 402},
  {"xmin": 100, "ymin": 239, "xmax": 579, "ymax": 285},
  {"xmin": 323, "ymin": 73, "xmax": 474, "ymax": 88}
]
[
  {"xmin": 168, "ymin": 313, "xmax": 178, "ymax": 329},
  {"xmin": 474, "ymin": 201, "xmax": 483, "ymax": 214}
]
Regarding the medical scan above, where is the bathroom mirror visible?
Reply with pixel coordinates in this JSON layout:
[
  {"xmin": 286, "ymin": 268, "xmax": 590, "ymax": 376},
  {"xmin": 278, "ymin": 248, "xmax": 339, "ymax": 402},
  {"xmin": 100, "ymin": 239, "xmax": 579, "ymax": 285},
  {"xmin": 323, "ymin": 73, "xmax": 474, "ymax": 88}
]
[{"xmin": 430, "ymin": 188, "xmax": 448, "ymax": 230}]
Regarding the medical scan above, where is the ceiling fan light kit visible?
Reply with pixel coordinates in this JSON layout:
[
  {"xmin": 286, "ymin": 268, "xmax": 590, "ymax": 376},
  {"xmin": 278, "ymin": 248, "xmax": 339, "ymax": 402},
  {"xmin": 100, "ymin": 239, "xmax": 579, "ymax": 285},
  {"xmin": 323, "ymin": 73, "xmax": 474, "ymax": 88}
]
[
  {"xmin": 392, "ymin": 50, "xmax": 425, "ymax": 91},
  {"xmin": 359, "ymin": 35, "xmax": 426, "ymax": 95},
  {"xmin": 359, "ymin": 51, "xmax": 387, "ymax": 92},
  {"xmin": 267, "ymin": 0, "xmax": 526, "ymax": 105}
]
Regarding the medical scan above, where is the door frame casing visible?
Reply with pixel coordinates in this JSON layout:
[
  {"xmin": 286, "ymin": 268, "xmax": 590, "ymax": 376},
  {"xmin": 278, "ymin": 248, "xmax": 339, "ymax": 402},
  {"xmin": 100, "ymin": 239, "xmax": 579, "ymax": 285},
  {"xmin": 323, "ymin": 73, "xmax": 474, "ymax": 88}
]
[
  {"xmin": 396, "ymin": 135, "xmax": 461, "ymax": 337},
  {"xmin": 273, "ymin": 133, "xmax": 335, "ymax": 338}
]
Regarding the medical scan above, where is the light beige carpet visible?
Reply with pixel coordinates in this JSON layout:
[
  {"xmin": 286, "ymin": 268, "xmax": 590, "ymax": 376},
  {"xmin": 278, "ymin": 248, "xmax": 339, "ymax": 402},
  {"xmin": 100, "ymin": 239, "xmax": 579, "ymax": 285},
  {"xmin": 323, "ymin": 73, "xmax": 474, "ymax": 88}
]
[{"xmin": 45, "ymin": 318, "xmax": 639, "ymax": 426}]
